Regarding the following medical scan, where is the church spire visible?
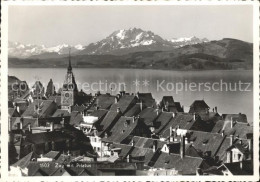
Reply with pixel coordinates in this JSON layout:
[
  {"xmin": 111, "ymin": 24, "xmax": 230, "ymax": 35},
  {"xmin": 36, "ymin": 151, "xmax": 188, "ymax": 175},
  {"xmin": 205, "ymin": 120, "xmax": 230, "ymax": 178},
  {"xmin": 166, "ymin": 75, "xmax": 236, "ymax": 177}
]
[{"xmin": 67, "ymin": 47, "xmax": 72, "ymax": 73}]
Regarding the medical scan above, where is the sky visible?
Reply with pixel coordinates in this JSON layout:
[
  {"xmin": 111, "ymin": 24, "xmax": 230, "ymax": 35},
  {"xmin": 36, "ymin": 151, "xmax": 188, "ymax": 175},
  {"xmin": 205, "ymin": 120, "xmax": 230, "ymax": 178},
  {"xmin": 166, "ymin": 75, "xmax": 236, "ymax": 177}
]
[{"xmin": 8, "ymin": 5, "xmax": 253, "ymax": 47}]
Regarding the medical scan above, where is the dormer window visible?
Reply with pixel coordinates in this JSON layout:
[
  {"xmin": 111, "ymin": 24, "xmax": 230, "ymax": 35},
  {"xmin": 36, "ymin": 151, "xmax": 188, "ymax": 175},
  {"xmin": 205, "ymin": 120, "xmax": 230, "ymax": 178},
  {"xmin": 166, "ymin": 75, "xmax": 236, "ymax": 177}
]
[
  {"xmin": 202, "ymin": 139, "xmax": 208, "ymax": 145},
  {"xmin": 124, "ymin": 120, "xmax": 130, "ymax": 127}
]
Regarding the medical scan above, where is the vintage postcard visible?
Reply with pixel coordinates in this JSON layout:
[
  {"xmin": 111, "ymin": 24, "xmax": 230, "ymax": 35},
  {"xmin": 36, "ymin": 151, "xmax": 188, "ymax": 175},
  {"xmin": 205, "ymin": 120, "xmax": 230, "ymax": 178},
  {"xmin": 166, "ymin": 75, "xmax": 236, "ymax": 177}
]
[{"xmin": 1, "ymin": 0, "xmax": 259, "ymax": 181}]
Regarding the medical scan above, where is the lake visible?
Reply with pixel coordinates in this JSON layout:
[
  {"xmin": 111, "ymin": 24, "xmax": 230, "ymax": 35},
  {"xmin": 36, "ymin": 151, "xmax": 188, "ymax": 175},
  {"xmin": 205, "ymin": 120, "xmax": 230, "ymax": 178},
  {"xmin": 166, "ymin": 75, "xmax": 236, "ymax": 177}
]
[{"xmin": 8, "ymin": 68, "xmax": 254, "ymax": 124}]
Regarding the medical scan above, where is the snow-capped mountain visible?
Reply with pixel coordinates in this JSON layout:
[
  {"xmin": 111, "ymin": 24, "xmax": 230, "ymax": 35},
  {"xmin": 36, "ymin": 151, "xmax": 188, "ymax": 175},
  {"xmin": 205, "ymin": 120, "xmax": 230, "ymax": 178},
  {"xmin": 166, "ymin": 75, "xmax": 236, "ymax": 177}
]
[
  {"xmin": 169, "ymin": 36, "xmax": 209, "ymax": 47},
  {"xmin": 9, "ymin": 28, "xmax": 209, "ymax": 58},
  {"xmin": 78, "ymin": 28, "xmax": 209, "ymax": 55},
  {"xmin": 78, "ymin": 28, "xmax": 174, "ymax": 55},
  {"xmin": 8, "ymin": 41, "xmax": 84, "ymax": 58}
]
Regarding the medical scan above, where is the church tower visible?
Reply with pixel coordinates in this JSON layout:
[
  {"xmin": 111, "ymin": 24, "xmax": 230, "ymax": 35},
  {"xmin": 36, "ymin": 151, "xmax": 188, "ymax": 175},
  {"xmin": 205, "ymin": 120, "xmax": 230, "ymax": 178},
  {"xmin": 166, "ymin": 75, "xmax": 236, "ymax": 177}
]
[{"xmin": 61, "ymin": 48, "xmax": 78, "ymax": 112}]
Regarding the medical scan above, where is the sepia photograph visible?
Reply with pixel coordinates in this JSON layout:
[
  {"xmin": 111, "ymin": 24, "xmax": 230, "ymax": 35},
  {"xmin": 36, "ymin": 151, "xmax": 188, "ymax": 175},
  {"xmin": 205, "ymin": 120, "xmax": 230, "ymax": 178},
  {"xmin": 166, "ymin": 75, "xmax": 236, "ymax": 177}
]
[{"xmin": 1, "ymin": 1, "xmax": 259, "ymax": 180}]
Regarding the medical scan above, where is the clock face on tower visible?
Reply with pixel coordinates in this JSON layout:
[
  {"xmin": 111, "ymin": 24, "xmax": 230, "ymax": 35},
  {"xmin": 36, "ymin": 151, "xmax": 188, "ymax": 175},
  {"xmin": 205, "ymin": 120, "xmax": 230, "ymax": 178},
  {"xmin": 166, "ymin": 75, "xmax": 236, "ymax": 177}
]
[{"xmin": 62, "ymin": 91, "xmax": 73, "ymax": 106}]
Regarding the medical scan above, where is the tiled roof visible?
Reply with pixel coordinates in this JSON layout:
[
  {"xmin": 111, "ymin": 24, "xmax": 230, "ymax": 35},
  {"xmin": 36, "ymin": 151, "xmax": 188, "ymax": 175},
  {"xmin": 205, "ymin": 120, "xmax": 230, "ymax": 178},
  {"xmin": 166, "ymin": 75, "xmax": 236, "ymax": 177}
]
[
  {"xmin": 198, "ymin": 112, "xmax": 220, "ymax": 122},
  {"xmin": 223, "ymin": 160, "xmax": 253, "ymax": 175},
  {"xmin": 172, "ymin": 102, "xmax": 184, "ymax": 112},
  {"xmin": 64, "ymin": 165, "xmax": 95, "ymax": 176},
  {"xmin": 124, "ymin": 104, "xmax": 142, "ymax": 117},
  {"xmin": 132, "ymin": 136, "xmax": 166, "ymax": 149},
  {"xmin": 48, "ymin": 95, "xmax": 61, "ymax": 107},
  {"xmin": 186, "ymin": 131, "xmax": 226, "ymax": 157},
  {"xmin": 25, "ymin": 131, "xmax": 71, "ymax": 145},
  {"xmin": 162, "ymin": 96, "xmax": 175, "ymax": 106},
  {"xmin": 98, "ymin": 111, "xmax": 121, "ymax": 136},
  {"xmin": 131, "ymin": 147, "xmax": 154, "ymax": 165},
  {"xmin": 190, "ymin": 100, "xmax": 209, "ymax": 108},
  {"xmin": 211, "ymin": 120, "xmax": 225, "ymax": 133},
  {"xmin": 56, "ymin": 154, "xmax": 76, "ymax": 164},
  {"xmin": 90, "ymin": 109, "xmax": 108, "ymax": 119},
  {"xmin": 22, "ymin": 100, "xmax": 57, "ymax": 118},
  {"xmin": 12, "ymin": 152, "xmax": 39, "ymax": 168},
  {"xmin": 43, "ymin": 151, "xmax": 61, "ymax": 160},
  {"xmin": 110, "ymin": 95, "xmax": 137, "ymax": 114},
  {"xmin": 139, "ymin": 107, "xmax": 158, "ymax": 127},
  {"xmin": 9, "ymin": 108, "xmax": 20, "ymax": 117},
  {"xmin": 153, "ymin": 112, "xmax": 173, "ymax": 134},
  {"xmin": 185, "ymin": 144, "xmax": 202, "ymax": 158},
  {"xmin": 11, "ymin": 117, "xmax": 21, "ymax": 129},
  {"xmin": 102, "ymin": 116, "xmax": 138, "ymax": 143},
  {"xmin": 11, "ymin": 117, "xmax": 38, "ymax": 130},
  {"xmin": 222, "ymin": 114, "xmax": 248, "ymax": 123},
  {"xmin": 153, "ymin": 152, "xmax": 203, "ymax": 175},
  {"xmin": 137, "ymin": 93, "xmax": 156, "ymax": 108},
  {"xmin": 160, "ymin": 113, "xmax": 195, "ymax": 138},
  {"xmin": 189, "ymin": 100, "xmax": 209, "ymax": 114},
  {"xmin": 52, "ymin": 109, "xmax": 70, "ymax": 117},
  {"xmin": 110, "ymin": 143, "xmax": 134, "ymax": 159},
  {"xmin": 95, "ymin": 94, "xmax": 116, "ymax": 110},
  {"xmin": 69, "ymin": 111, "xmax": 84, "ymax": 126},
  {"xmin": 71, "ymin": 105, "xmax": 86, "ymax": 113},
  {"xmin": 223, "ymin": 121, "xmax": 252, "ymax": 139}
]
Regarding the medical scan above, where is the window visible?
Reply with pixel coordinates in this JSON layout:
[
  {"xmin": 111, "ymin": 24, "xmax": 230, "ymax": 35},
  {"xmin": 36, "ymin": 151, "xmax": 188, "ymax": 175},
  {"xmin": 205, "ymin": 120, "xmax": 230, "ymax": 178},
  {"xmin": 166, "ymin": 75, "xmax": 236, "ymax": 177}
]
[{"xmin": 124, "ymin": 122, "xmax": 128, "ymax": 127}]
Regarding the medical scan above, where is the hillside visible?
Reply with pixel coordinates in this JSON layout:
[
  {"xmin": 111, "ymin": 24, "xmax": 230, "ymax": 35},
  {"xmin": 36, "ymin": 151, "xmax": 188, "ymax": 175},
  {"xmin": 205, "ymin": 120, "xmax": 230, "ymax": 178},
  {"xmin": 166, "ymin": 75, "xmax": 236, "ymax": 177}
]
[{"xmin": 8, "ymin": 38, "xmax": 253, "ymax": 70}]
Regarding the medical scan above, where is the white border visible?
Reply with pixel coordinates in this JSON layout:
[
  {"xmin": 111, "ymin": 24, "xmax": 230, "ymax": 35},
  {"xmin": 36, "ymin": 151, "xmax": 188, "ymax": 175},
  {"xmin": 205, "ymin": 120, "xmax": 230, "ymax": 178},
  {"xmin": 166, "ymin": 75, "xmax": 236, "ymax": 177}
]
[{"xmin": 1, "ymin": 1, "xmax": 259, "ymax": 181}]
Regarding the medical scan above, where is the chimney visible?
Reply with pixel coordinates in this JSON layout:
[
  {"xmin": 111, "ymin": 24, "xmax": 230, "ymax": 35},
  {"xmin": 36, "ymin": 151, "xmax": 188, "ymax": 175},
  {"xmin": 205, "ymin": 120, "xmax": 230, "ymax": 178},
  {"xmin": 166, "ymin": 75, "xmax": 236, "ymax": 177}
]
[
  {"xmin": 61, "ymin": 118, "xmax": 65, "ymax": 127},
  {"xmin": 16, "ymin": 106, "xmax": 20, "ymax": 114},
  {"xmin": 20, "ymin": 117, "xmax": 24, "ymax": 130},
  {"xmin": 230, "ymin": 117, "xmax": 233, "ymax": 128},
  {"xmin": 172, "ymin": 112, "xmax": 175, "ymax": 118},
  {"xmin": 28, "ymin": 123, "xmax": 31, "ymax": 132},
  {"xmin": 213, "ymin": 108, "xmax": 215, "ymax": 112},
  {"xmin": 126, "ymin": 155, "xmax": 131, "ymax": 163},
  {"xmin": 221, "ymin": 130, "xmax": 224, "ymax": 137},
  {"xmin": 230, "ymin": 135, "xmax": 234, "ymax": 146},
  {"xmin": 115, "ymin": 97, "xmax": 118, "ymax": 103},
  {"xmin": 156, "ymin": 109, "xmax": 160, "ymax": 116},
  {"xmin": 193, "ymin": 113, "xmax": 196, "ymax": 121},
  {"xmin": 247, "ymin": 138, "xmax": 252, "ymax": 152},
  {"xmin": 104, "ymin": 132, "xmax": 108, "ymax": 139},
  {"xmin": 180, "ymin": 135, "xmax": 185, "ymax": 159},
  {"xmin": 196, "ymin": 168, "xmax": 202, "ymax": 176},
  {"xmin": 140, "ymin": 101, "xmax": 143, "ymax": 111},
  {"xmin": 153, "ymin": 140, "xmax": 157, "ymax": 152},
  {"xmin": 240, "ymin": 161, "xmax": 243, "ymax": 170},
  {"xmin": 134, "ymin": 115, "xmax": 140, "ymax": 123},
  {"xmin": 50, "ymin": 122, "xmax": 54, "ymax": 131},
  {"xmin": 169, "ymin": 126, "xmax": 174, "ymax": 142},
  {"xmin": 116, "ymin": 107, "xmax": 121, "ymax": 113},
  {"xmin": 215, "ymin": 106, "xmax": 218, "ymax": 113},
  {"xmin": 131, "ymin": 139, "xmax": 135, "ymax": 146}
]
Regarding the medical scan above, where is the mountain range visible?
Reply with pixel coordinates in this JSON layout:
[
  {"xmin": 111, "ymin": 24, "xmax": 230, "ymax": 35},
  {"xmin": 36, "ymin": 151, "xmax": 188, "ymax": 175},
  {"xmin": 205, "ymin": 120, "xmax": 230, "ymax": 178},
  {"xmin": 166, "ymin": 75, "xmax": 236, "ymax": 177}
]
[
  {"xmin": 9, "ymin": 28, "xmax": 209, "ymax": 59},
  {"xmin": 8, "ymin": 28, "xmax": 253, "ymax": 70}
]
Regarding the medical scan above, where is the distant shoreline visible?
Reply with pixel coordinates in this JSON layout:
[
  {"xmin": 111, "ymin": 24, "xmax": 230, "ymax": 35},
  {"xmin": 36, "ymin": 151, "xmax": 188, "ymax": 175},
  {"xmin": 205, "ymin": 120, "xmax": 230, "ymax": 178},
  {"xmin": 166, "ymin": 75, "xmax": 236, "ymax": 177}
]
[{"xmin": 8, "ymin": 66, "xmax": 253, "ymax": 72}]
